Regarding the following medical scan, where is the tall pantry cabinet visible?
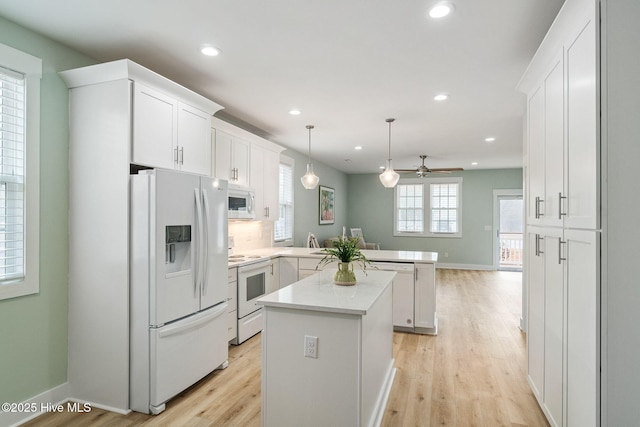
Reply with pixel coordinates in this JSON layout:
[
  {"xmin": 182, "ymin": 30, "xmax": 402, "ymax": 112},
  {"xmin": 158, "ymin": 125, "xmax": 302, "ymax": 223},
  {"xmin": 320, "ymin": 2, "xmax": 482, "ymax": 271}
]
[
  {"xmin": 519, "ymin": 0, "xmax": 599, "ymax": 426},
  {"xmin": 60, "ymin": 60, "xmax": 223, "ymax": 412}
]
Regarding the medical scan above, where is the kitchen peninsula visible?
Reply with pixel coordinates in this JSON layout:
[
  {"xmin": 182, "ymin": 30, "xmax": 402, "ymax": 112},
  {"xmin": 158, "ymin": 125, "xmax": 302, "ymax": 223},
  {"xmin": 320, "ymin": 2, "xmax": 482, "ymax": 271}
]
[{"xmin": 257, "ymin": 269, "xmax": 396, "ymax": 427}]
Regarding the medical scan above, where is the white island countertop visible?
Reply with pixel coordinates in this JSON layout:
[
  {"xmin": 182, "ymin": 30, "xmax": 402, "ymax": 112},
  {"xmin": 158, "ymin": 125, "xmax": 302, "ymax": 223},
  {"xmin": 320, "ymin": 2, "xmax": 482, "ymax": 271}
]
[{"xmin": 257, "ymin": 269, "xmax": 396, "ymax": 316}]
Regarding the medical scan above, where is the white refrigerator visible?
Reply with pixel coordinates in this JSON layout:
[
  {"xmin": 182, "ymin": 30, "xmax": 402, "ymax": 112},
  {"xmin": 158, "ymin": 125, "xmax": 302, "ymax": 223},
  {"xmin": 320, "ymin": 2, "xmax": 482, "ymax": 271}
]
[{"xmin": 129, "ymin": 169, "xmax": 229, "ymax": 414}]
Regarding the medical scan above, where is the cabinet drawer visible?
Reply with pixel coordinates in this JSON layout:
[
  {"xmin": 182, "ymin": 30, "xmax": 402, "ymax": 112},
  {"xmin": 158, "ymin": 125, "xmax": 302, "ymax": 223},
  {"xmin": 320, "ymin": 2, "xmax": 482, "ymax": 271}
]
[
  {"xmin": 227, "ymin": 280, "xmax": 237, "ymax": 312},
  {"xmin": 227, "ymin": 310, "xmax": 237, "ymax": 342}
]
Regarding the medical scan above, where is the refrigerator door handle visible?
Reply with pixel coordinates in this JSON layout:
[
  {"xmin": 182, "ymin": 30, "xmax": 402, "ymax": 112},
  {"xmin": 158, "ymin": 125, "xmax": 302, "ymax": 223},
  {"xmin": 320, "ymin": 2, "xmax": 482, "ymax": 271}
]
[
  {"xmin": 157, "ymin": 302, "xmax": 228, "ymax": 338},
  {"xmin": 194, "ymin": 188, "xmax": 204, "ymax": 297},
  {"xmin": 201, "ymin": 188, "xmax": 211, "ymax": 295}
]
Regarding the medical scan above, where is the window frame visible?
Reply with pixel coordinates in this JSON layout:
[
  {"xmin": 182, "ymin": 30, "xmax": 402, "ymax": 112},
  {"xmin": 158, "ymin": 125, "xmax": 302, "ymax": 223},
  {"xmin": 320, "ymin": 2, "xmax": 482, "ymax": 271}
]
[
  {"xmin": 273, "ymin": 154, "xmax": 294, "ymax": 247},
  {"xmin": 394, "ymin": 177, "xmax": 463, "ymax": 238},
  {"xmin": 0, "ymin": 43, "xmax": 41, "ymax": 300}
]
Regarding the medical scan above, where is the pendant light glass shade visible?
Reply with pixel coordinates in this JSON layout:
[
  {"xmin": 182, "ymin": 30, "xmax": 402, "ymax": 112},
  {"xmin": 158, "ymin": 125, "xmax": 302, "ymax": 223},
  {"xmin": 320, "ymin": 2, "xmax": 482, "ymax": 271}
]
[
  {"xmin": 301, "ymin": 125, "xmax": 319, "ymax": 189},
  {"xmin": 379, "ymin": 118, "xmax": 400, "ymax": 188}
]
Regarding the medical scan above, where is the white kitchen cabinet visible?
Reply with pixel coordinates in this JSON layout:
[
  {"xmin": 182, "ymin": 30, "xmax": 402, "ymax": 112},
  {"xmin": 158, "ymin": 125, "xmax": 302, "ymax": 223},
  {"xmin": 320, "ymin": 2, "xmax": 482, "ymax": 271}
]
[
  {"xmin": 251, "ymin": 144, "xmax": 280, "ymax": 221},
  {"xmin": 267, "ymin": 258, "xmax": 279, "ymax": 294},
  {"xmin": 414, "ymin": 263, "xmax": 436, "ymax": 333},
  {"xmin": 213, "ymin": 129, "xmax": 250, "ymax": 186},
  {"xmin": 227, "ymin": 267, "xmax": 238, "ymax": 342},
  {"xmin": 60, "ymin": 59, "xmax": 222, "ymax": 412},
  {"xmin": 132, "ymin": 82, "xmax": 213, "ymax": 175},
  {"xmin": 519, "ymin": 3, "xmax": 599, "ymax": 424},
  {"xmin": 279, "ymin": 257, "xmax": 298, "ymax": 288},
  {"xmin": 177, "ymin": 102, "xmax": 212, "ymax": 175}
]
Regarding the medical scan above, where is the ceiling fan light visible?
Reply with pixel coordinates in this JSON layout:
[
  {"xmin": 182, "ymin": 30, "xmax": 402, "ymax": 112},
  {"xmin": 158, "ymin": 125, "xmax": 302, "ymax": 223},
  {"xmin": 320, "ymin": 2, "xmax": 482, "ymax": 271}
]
[
  {"xmin": 301, "ymin": 163, "xmax": 320, "ymax": 189},
  {"xmin": 379, "ymin": 160, "xmax": 400, "ymax": 188}
]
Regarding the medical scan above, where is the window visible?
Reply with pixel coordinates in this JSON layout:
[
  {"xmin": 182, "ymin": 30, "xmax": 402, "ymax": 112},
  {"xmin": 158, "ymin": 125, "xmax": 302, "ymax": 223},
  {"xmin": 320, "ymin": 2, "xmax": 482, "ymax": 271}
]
[
  {"xmin": 394, "ymin": 177, "xmax": 462, "ymax": 238},
  {"xmin": 0, "ymin": 43, "xmax": 41, "ymax": 300},
  {"xmin": 274, "ymin": 155, "xmax": 294, "ymax": 246}
]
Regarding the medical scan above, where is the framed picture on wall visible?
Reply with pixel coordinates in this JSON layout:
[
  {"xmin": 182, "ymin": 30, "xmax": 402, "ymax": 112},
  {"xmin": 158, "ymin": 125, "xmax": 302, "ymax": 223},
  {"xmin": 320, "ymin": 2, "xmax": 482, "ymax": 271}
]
[{"xmin": 319, "ymin": 185, "xmax": 335, "ymax": 225}]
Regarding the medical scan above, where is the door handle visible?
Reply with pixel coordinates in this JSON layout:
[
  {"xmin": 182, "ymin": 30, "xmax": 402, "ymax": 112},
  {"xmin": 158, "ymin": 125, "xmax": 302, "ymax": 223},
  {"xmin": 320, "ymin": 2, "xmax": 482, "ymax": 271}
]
[
  {"xmin": 179, "ymin": 147, "xmax": 184, "ymax": 165},
  {"xmin": 535, "ymin": 196, "xmax": 544, "ymax": 219},
  {"xmin": 559, "ymin": 240, "xmax": 566, "ymax": 264},
  {"xmin": 558, "ymin": 192, "xmax": 567, "ymax": 219}
]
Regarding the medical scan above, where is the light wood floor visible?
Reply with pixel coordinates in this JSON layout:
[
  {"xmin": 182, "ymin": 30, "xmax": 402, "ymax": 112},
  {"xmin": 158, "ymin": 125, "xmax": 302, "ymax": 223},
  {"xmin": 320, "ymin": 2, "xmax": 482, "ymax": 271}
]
[{"xmin": 24, "ymin": 269, "xmax": 549, "ymax": 427}]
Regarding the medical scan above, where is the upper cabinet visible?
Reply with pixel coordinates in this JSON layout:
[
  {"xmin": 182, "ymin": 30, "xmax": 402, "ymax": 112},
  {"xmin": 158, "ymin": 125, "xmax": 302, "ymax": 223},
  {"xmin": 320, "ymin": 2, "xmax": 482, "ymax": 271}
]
[
  {"xmin": 519, "ymin": 4, "xmax": 598, "ymax": 230},
  {"xmin": 213, "ymin": 129, "xmax": 250, "ymax": 186},
  {"xmin": 133, "ymin": 83, "xmax": 213, "ymax": 175},
  {"xmin": 212, "ymin": 117, "xmax": 284, "ymax": 221},
  {"xmin": 61, "ymin": 59, "xmax": 223, "ymax": 176}
]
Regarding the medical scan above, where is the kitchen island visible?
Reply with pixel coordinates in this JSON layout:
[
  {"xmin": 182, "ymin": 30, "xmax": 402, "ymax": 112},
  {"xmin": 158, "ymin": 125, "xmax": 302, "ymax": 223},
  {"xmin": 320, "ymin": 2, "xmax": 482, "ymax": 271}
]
[{"xmin": 257, "ymin": 269, "xmax": 396, "ymax": 427}]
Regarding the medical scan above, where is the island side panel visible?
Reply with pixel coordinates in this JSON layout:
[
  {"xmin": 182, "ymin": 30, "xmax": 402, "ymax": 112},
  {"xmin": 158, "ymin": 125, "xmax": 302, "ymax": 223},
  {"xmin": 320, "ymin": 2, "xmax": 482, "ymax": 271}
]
[
  {"xmin": 262, "ymin": 307, "xmax": 361, "ymax": 427},
  {"xmin": 361, "ymin": 283, "xmax": 395, "ymax": 427},
  {"xmin": 415, "ymin": 263, "xmax": 437, "ymax": 333}
]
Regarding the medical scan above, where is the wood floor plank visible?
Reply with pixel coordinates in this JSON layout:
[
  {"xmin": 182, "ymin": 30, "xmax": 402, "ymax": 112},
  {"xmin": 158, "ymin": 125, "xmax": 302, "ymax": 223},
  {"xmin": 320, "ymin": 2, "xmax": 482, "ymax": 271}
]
[{"xmin": 23, "ymin": 269, "xmax": 549, "ymax": 427}]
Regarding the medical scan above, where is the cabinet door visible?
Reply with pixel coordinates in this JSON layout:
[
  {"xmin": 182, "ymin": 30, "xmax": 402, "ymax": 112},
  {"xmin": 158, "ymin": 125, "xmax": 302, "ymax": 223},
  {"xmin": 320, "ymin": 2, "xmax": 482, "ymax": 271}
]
[
  {"xmin": 544, "ymin": 57, "xmax": 565, "ymax": 227},
  {"xmin": 527, "ymin": 228, "xmax": 545, "ymax": 402},
  {"xmin": 177, "ymin": 102, "xmax": 211, "ymax": 175},
  {"xmin": 132, "ymin": 82, "xmax": 177, "ymax": 169},
  {"xmin": 268, "ymin": 260, "xmax": 279, "ymax": 294},
  {"xmin": 392, "ymin": 270, "xmax": 414, "ymax": 328},
  {"xmin": 213, "ymin": 129, "xmax": 233, "ymax": 181},
  {"xmin": 279, "ymin": 257, "xmax": 298, "ymax": 288},
  {"xmin": 527, "ymin": 86, "xmax": 545, "ymax": 225},
  {"xmin": 565, "ymin": 18, "xmax": 598, "ymax": 230},
  {"xmin": 565, "ymin": 229, "xmax": 598, "ymax": 427},
  {"xmin": 414, "ymin": 263, "xmax": 435, "ymax": 329},
  {"xmin": 250, "ymin": 145, "xmax": 266, "ymax": 219},
  {"xmin": 232, "ymin": 138, "xmax": 250, "ymax": 186},
  {"xmin": 543, "ymin": 228, "xmax": 564, "ymax": 427},
  {"xmin": 263, "ymin": 149, "xmax": 280, "ymax": 221}
]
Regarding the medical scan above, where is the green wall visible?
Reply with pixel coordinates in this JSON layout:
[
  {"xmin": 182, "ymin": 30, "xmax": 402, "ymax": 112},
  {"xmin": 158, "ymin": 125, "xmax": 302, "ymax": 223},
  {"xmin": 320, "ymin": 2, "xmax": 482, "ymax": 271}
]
[
  {"xmin": 0, "ymin": 16, "xmax": 95, "ymax": 403},
  {"xmin": 282, "ymin": 149, "xmax": 349, "ymax": 247},
  {"xmin": 347, "ymin": 169, "xmax": 523, "ymax": 267}
]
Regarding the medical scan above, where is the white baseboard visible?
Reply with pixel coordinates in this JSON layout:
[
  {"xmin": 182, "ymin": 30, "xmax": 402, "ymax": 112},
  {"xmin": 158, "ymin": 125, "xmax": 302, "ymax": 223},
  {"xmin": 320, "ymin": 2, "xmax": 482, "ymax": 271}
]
[
  {"xmin": 1, "ymin": 382, "xmax": 70, "ymax": 427},
  {"xmin": 435, "ymin": 262, "xmax": 494, "ymax": 271}
]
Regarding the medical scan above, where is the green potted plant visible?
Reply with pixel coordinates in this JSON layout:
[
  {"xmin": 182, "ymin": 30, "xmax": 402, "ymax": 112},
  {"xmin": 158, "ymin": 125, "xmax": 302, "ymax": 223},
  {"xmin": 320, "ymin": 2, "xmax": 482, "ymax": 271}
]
[{"xmin": 316, "ymin": 236, "xmax": 371, "ymax": 286}]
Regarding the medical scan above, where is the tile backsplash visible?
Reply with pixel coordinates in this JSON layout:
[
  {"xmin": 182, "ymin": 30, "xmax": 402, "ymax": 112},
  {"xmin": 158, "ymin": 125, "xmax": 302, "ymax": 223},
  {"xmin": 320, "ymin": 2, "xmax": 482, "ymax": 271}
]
[{"xmin": 228, "ymin": 220, "xmax": 273, "ymax": 252}]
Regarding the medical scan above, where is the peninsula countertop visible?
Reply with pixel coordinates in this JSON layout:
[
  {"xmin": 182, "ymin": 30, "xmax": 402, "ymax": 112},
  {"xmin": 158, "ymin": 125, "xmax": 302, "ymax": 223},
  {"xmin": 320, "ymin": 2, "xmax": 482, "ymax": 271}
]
[{"xmin": 256, "ymin": 269, "xmax": 396, "ymax": 316}]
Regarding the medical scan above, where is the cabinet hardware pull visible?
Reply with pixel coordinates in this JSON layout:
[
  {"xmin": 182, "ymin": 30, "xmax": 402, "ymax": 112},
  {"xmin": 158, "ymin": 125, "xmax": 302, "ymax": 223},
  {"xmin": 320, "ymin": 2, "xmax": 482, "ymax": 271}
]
[
  {"xmin": 559, "ymin": 240, "xmax": 567, "ymax": 264},
  {"xmin": 535, "ymin": 196, "xmax": 544, "ymax": 218},
  {"xmin": 174, "ymin": 147, "xmax": 179, "ymax": 163},
  {"xmin": 179, "ymin": 147, "xmax": 184, "ymax": 165},
  {"xmin": 558, "ymin": 192, "xmax": 567, "ymax": 219},
  {"xmin": 535, "ymin": 234, "xmax": 544, "ymax": 256}
]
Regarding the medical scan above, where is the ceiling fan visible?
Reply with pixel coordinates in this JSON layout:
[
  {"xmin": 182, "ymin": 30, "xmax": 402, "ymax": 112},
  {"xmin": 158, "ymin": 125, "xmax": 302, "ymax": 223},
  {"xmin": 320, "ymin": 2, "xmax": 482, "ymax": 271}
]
[{"xmin": 396, "ymin": 155, "xmax": 464, "ymax": 177}]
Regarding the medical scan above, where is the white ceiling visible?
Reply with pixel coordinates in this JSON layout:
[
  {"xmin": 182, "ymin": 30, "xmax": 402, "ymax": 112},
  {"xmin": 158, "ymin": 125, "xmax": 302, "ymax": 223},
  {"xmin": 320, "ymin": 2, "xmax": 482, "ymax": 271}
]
[{"xmin": 0, "ymin": 0, "xmax": 564, "ymax": 174}]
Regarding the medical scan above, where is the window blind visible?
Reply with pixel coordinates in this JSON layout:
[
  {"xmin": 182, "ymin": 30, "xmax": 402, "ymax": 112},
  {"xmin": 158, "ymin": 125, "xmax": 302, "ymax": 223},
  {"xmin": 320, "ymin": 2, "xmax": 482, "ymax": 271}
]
[
  {"xmin": 274, "ymin": 163, "xmax": 293, "ymax": 241},
  {"xmin": 0, "ymin": 66, "xmax": 25, "ymax": 282},
  {"xmin": 430, "ymin": 182, "xmax": 458, "ymax": 233},
  {"xmin": 397, "ymin": 183, "xmax": 424, "ymax": 233}
]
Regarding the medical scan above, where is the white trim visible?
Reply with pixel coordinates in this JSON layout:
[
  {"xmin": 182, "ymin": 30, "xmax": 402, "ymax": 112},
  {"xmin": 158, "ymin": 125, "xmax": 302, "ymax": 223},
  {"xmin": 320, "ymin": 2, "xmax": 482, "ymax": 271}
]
[
  {"xmin": 435, "ymin": 262, "xmax": 494, "ymax": 271},
  {"xmin": 394, "ymin": 177, "xmax": 463, "ymax": 238},
  {"xmin": 492, "ymin": 189, "xmax": 524, "ymax": 270},
  {"xmin": 1, "ymin": 382, "xmax": 70, "ymax": 427},
  {"xmin": 0, "ymin": 43, "xmax": 41, "ymax": 300}
]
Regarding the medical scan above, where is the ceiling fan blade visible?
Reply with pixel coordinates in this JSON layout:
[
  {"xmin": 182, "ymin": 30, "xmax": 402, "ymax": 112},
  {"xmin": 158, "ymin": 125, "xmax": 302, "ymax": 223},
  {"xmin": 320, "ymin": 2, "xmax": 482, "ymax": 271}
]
[
  {"xmin": 429, "ymin": 170, "xmax": 452, "ymax": 174},
  {"xmin": 430, "ymin": 167, "xmax": 464, "ymax": 172},
  {"xmin": 395, "ymin": 169, "xmax": 419, "ymax": 173}
]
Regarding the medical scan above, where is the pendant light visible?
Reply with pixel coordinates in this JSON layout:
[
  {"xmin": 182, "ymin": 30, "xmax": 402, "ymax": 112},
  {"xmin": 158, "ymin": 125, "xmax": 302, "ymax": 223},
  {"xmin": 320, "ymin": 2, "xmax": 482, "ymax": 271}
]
[
  {"xmin": 379, "ymin": 118, "xmax": 400, "ymax": 188},
  {"xmin": 301, "ymin": 125, "xmax": 320, "ymax": 189}
]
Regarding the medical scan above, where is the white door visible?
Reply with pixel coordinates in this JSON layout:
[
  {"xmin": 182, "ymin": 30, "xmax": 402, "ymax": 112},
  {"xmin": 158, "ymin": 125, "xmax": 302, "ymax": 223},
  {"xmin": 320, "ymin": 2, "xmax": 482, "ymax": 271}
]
[
  {"xmin": 152, "ymin": 169, "xmax": 200, "ymax": 325},
  {"xmin": 494, "ymin": 191, "xmax": 524, "ymax": 271},
  {"xmin": 132, "ymin": 82, "xmax": 177, "ymax": 170},
  {"xmin": 565, "ymin": 229, "xmax": 598, "ymax": 427},
  {"xmin": 213, "ymin": 129, "xmax": 233, "ymax": 181},
  {"xmin": 527, "ymin": 227, "xmax": 545, "ymax": 402},
  {"xmin": 565, "ymin": 18, "xmax": 598, "ymax": 230},
  {"xmin": 177, "ymin": 102, "xmax": 211, "ymax": 175},
  {"xmin": 543, "ymin": 228, "xmax": 564, "ymax": 427},
  {"xmin": 199, "ymin": 177, "xmax": 228, "ymax": 310},
  {"xmin": 232, "ymin": 138, "xmax": 250, "ymax": 186},
  {"xmin": 527, "ymin": 86, "xmax": 545, "ymax": 225},
  {"xmin": 544, "ymin": 56, "xmax": 565, "ymax": 227}
]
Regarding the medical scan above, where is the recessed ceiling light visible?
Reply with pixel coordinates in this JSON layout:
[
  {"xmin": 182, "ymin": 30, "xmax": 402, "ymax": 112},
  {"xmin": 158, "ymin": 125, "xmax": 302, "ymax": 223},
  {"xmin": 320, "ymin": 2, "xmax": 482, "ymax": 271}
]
[
  {"xmin": 355, "ymin": 146, "xmax": 363, "ymax": 150},
  {"xmin": 200, "ymin": 45, "xmax": 221, "ymax": 57},
  {"xmin": 289, "ymin": 109, "xmax": 301, "ymax": 116},
  {"xmin": 472, "ymin": 162, "xmax": 478, "ymax": 166},
  {"xmin": 434, "ymin": 93, "xmax": 449, "ymax": 101},
  {"xmin": 485, "ymin": 137, "xmax": 496, "ymax": 142},
  {"xmin": 429, "ymin": 1, "xmax": 455, "ymax": 18},
  {"xmin": 379, "ymin": 165, "xmax": 385, "ymax": 170}
]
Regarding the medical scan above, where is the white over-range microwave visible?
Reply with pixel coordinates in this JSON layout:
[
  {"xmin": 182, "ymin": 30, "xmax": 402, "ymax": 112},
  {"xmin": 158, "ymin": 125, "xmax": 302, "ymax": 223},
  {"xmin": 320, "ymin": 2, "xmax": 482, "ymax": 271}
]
[{"xmin": 228, "ymin": 184, "xmax": 255, "ymax": 219}]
